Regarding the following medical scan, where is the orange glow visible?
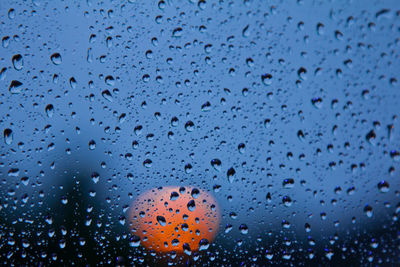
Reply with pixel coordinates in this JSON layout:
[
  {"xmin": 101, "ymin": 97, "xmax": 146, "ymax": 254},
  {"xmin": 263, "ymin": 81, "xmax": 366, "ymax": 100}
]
[{"xmin": 129, "ymin": 186, "xmax": 220, "ymax": 254}]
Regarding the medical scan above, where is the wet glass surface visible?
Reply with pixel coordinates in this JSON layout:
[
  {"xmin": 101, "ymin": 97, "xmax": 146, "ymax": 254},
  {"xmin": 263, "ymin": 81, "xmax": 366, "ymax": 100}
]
[{"xmin": 0, "ymin": 0, "xmax": 399, "ymax": 266}]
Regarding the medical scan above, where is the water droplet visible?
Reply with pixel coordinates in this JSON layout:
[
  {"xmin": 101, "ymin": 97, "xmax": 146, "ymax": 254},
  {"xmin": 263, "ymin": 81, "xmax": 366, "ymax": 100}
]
[
  {"xmin": 3, "ymin": 128, "xmax": 13, "ymax": 145},
  {"xmin": 184, "ymin": 121, "xmax": 195, "ymax": 132},
  {"xmin": 191, "ymin": 188, "xmax": 200, "ymax": 199},
  {"xmin": 282, "ymin": 196, "xmax": 292, "ymax": 207},
  {"xmin": 171, "ymin": 117, "xmax": 179, "ymax": 127},
  {"xmin": 170, "ymin": 191, "xmax": 179, "ymax": 201},
  {"xmin": 239, "ymin": 224, "xmax": 248, "ymax": 234},
  {"xmin": 282, "ymin": 178, "xmax": 295, "ymax": 189},
  {"xmin": 187, "ymin": 200, "xmax": 196, "ymax": 211},
  {"xmin": 366, "ymin": 130, "xmax": 376, "ymax": 145},
  {"xmin": 311, "ymin": 97, "xmax": 323, "ymax": 109},
  {"xmin": 238, "ymin": 143, "xmax": 245, "ymax": 154},
  {"xmin": 156, "ymin": 215, "xmax": 166, "ymax": 226},
  {"xmin": 50, "ymin": 53, "xmax": 62, "ymax": 65},
  {"xmin": 364, "ymin": 205, "xmax": 373, "ymax": 218},
  {"xmin": 105, "ymin": 75, "xmax": 115, "ymax": 86},
  {"xmin": 88, "ymin": 140, "xmax": 96, "ymax": 150},
  {"xmin": 227, "ymin": 167, "xmax": 236, "ymax": 183},
  {"xmin": 9, "ymin": 80, "xmax": 23, "ymax": 94},
  {"xmin": 102, "ymin": 90, "xmax": 113, "ymax": 102},
  {"xmin": 143, "ymin": 159, "xmax": 152, "ymax": 168},
  {"xmin": 45, "ymin": 104, "xmax": 54, "ymax": 118},
  {"xmin": 377, "ymin": 180, "xmax": 389, "ymax": 193},
  {"xmin": 69, "ymin": 77, "xmax": 77, "ymax": 89},
  {"xmin": 8, "ymin": 8, "xmax": 15, "ymax": 19},
  {"xmin": 242, "ymin": 25, "xmax": 250, "ymax": 37},
  {"xmin": 199, "ymin": 239, "xmax": 210, "ymax": 250},
  {"xmin": 172, "ymin": 27, "xmax": 183, "ymax": 37},
  {"xmin": 261, "ymin": 73, "xmax": 273, "ymax": 86},
  {"xmin": 11, "ymin": 54, "xmax": 23, "ymax": 70},
  {"xmin": 91, "ymin": 172, "xmax": 100, "ymax": 184},
  {"xmin": 225, "ymin": 224, "xmax": 233, "ymax": 233},
  {"xmin": 210, "ymin": 158, "xmax": 221, "ymax": 171}
]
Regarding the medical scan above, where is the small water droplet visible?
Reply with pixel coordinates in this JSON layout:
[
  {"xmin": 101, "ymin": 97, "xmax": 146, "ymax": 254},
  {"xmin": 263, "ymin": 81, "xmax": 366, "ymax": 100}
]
[
  {"xmin": 242, "ymin": 25, "xmax": 250, "ymax": 37},
  {"xmin": 9, "ymin": 80, "xmax": 23, "ymax": 94},
  {"xmin": 239, "ymin": 224, "xmax": 248, "ymax": 234},
  {"xmin": 156, "ymin": 216, "xmax": 166, "ymax": 226},
  {"xmin": 45, "ymin": 104, "xmax": 54, "ymax": 118},
  {"xmin": 4, "ymin": 128, "xmax": 13, "ymax": 145},
  {"xmin": 377, "ymin": 180, "xmax": 389, "ymax": 193},
  {"xmin": 364, "ymin": 205, "xmax": 373, "ymax": 217},
  {"xmin": 227, "ymin": 167, "xmax": 236, "ymax": 183},
  {"xmin": 172, "ymin": 27, "xmax": 183, "ymax": 37},
  {"xmin": 50, "ymin": 53, "xmax": 62, "ymax": 65},
  {"xmin": 187, "ymin": 200, "xmax": 196, "ymax": 211},
  {"xmin": 184, "ymin": 121, "xmax": 195, "ymax": 132},
  {"xmin": 199, "ymin": 239, "xmax": 210, "ymax": 250},
  {"xmin": 211, "ymin": 158, "xmax": 221, "ymax": 171},
  {"xmin": 191, "ymin": 188, "xmax": 200, "ymax": 199},
  {"xmin": 12, "ymin": 54, "xmax": 23, "ymax": 71},
  {"xmin": 88, "ymin": 140, "xmax": 96, "ymax": 150},
  {"xmin": 261, "ymin": 73, "xmax": 273, "ymax": 86}
]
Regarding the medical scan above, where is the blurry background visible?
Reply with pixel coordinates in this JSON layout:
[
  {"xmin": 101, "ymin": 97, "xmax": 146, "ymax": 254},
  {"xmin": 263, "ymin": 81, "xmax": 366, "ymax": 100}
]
[{"xmin": 0, "ymin": 0, "xmax": 399, "ymax": 265}]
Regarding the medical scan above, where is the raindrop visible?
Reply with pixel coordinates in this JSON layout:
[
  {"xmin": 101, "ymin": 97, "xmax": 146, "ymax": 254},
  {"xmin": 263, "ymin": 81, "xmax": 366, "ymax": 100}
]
[
  {"xmin": 129, "ymin": 235, "xmax": 141, "ymax": 247},
  {"xmin": 227, "ymin": 167, "xmax": 236, "ymax": 183},
  {"xmin": 191, "ymin": 188, "xmax": 200, "ymax": 199},
  {"xmin": 183, "ymin": 243, "xmax": 192, "ymax": 255},
  {"xmin": 282, "ymin": 196, "xmax": 292, "ymax": 207},
  {"xmin": 238, "ymin": 143, "xmax": 245, "ymax": 154},
  {"xmin": 199, "ymin": 239, "xmax": 210, "ymax": 250},
  {"xmin": 297, "ymin": 67, "xmax": 307, "ymax": 80},
  {"xmin": 45, "ymin": 104, "xmax": 54, "ymax": 118},
  {"xmin": 105, "ymin": 75, "xmax": 115, "ymax": 86},
  {"xmin": 185, "ymin": 121, "xmax": 195, "ymax": 132},
  {"xmin": 187, "ymin": 200, "xmax": 196, "ymax": 212},
  {"xmin": 364, "ymin": 205, "xmax": 373, "ymax": 218},
  {"xmin": 377, "ymin": 180, "xmax": 389, "ymax": 193},
  {"xmin": 11, "ymin": 54, "xmax": 23, "ymax": 70},
  {"xmin": 170, "ymin": 191, "xmax": 179, "ymax": 201},
  {"xmin": 50, "ymin": 53, "xmax": 62, "ymax": 65},
  {"xmin": 261, "ymin": 73, "xmax": 273, "ymax": 85},
  {"xmin": 9, "ymin": 80, "xmax": 23, "ymax": 94},
  {"xmin": 69, "ymin": 77, "xmax": 77, "ymax": 89},
  {"xmin": 102, "ymin": 90, "xmax": 113, "ymax": 102},
  {"xmin": 172, "ymin": 27, "xmax": 183, "ymax": 37},
  {"xmin": 366, "ymin": 130, "xmax": 376, "ymax": 144},
  {"xmin": 242, "ymin": 25, "xmax": 250, "ymax": 37},
  {"xmin": 157, "ymin": 216, "xmax": 167, "ymax": 226},
  {"xmin": 88, "ymin": 140, "xmax": 96, "ymax": 150},
  {"xmin": 239, "ymin": 224, "xmax": 248, "ymax": 234},
  {"xmin": 8, "ymin": 8, "xmax": 15, "ymax": 19},
  {"xmin": 210, "ymin": 158, "xmax": 221, "ymax": 171},
  {"xmin": 311, "ymin": 97, "xmax": 323, "ymax": 109},
  {"xmin": 282, "ymin": 178, "xmax": 295, "ymax": 189},
  {"xmin": 4, "ymin": 128, "xmax": 13, "ymax": 145},
  {"xmin": 91, "ymin": 172, "xmax": 100, "ymax": 184},
  {"xmin": 143, "ymin": 159, "xmax": 152, "ymax": 168}
]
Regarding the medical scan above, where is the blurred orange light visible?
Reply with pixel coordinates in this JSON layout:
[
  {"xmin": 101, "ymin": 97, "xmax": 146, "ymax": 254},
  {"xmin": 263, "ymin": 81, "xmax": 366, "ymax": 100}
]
[{"xmin": 129, "ymin": 186, "xmax": 220, "ymax": 254}]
